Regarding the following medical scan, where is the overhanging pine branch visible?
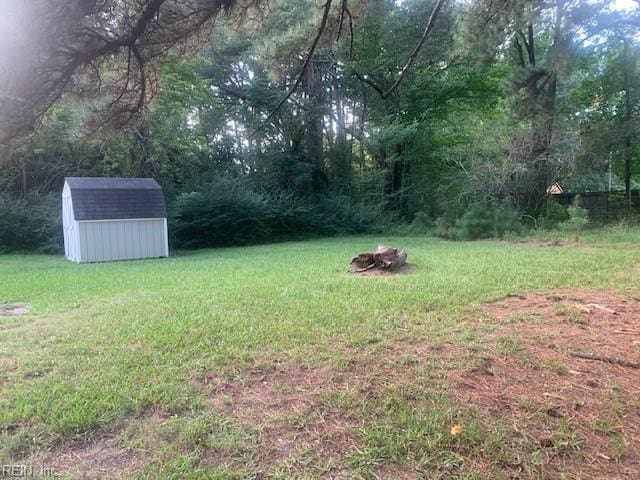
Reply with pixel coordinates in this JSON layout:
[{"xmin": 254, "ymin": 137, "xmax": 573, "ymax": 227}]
[
  {"xmin": 356, "ymin": 0, "xmax": 446, "ymax": 99},
  {"xmin": 255, "ymin": 0, "xmax": 333, "ymax": 133}
]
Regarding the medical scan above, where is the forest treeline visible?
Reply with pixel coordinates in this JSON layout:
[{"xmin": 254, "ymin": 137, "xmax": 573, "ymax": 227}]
[{"xmin": 1, "ymin": 0, "xmax": 639, "ymax": 252}]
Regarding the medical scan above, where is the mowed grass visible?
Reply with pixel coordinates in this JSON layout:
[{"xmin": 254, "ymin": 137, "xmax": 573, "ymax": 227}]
[{"xmin": 1, "ymin": 228, "xmax": 639, "ymax": 479}]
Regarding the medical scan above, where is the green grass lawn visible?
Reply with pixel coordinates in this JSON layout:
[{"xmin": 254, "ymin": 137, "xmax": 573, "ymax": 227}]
[{"xmin": 1, "ymin": 228, "xmax": 639, "ymax": 479}]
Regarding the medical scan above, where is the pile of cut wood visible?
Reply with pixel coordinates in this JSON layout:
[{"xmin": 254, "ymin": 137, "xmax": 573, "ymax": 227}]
[{"xmin": 348, "ymin": 245, "xmax": 407, "ymax": 273}]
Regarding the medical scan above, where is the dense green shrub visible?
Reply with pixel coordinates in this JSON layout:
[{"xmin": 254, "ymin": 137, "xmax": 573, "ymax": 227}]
[
  {"xmin": 391, "ymin": 211, "xmax": 434, "ymax": 235},
  {"xmin": 0, "ymin": 194, "xmax": 62, "ymax": 253},
  {"xmin": 436, "ymin": 198, "xmax": 521, "ymax": 240},
  {"xmin": 169, "ymin": 179, "xmax": 386, "ymax": 248},
  {"xmin": 563, "ymin": 195, "xmax": 589, "ymax": 241},
  {"xmin": 538, "ymin": 198, "xmax": 569, "ymax": 229},
  {"xmin": 169, "ymin": 181, "xmax": 274, "ymax": 248},
  {"xmin": 409, "ymin": 211, "xmax": 433, "ymax": 233}
]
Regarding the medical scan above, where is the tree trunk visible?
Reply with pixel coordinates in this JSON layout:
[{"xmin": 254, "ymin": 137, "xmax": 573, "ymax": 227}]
[
  {"xmin": 522, "ymin": 0, "xmax": 564, "ymax": 213},
  {"xmin": 623, "ymin": 37, "xmax": 633, "ymax": 206},
  {"xmin": 304, "ymin": 60, "xmax": 326, "ymax": 192},
  {"xmin": 21, "ymin": 158, "xmax": 27, "ymax": 197},
  {"xmin": 359, "ymin": 89, "xmax": 367, "ymax": 174},
  {"xmin": 332, "ymin": 63, "xmax": 351, "ymax": 189}
]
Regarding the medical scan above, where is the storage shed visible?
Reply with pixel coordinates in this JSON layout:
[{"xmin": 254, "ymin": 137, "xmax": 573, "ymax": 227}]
[{"xmin": 62, "ymin": 177, "xmax": 169, "ymax": 263}]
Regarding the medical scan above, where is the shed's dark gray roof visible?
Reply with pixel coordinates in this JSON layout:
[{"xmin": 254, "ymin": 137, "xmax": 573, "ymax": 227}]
[{"xmin": 65, "ymin": 177, "xmax": 167, "ymax": 221}]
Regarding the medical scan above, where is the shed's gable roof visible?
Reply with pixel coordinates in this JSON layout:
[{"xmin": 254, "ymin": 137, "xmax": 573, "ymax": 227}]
[{"xmin": 65, "ymin": 177, "xmax": 167, "ymax": 221}]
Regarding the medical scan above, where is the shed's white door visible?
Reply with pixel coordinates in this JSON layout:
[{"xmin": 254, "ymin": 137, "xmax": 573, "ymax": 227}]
[{"xmin": 62, "ymin": 190, "xmax": 78, "ymax": 262}]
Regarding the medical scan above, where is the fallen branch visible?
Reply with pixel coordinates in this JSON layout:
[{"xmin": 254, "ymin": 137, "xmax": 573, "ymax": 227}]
[
  {"xmin": 585, "ymin": 303, "xmax": 618, "ymax": 315},
  {"xmin": 355, "ymin": 263, "xmax": 377, "ymax": 273},
  {"xmin": 570, "ymin": 352, "xmax": 640, "ymax": 369},
  {"xmin": 612, "ymin": 329, "xmax": 640, "ymax": 335},
  {"xmin": 574, "ymin": 304, "xmax": 592, "ymax": 314}
]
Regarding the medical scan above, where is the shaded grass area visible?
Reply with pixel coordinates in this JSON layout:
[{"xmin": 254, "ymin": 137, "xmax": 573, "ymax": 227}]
[{"xmin": 1, "ymin": 229, "xmax": 640, "ymax": 478}]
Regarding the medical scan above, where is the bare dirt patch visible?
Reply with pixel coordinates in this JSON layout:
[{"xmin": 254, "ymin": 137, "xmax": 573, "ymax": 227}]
[
  {"xmin": 196, "ymin": 341, "xmax": 451, "ymax": 477},
  {"xmin": 451, "ymin": 290, "xmax": 640, "ymax": 479},
  {"xmin": 0, "ymin": 303, "xmax": 31, "ymax": 316},
  {"xmin": 40, "ymin": 436, "xmax": 142, "ymax": 480},
  {"xmin": 524, "ymin": 240, "xmax": 581, "ymax": 248},
  {"xmin": 31, "ymin": 411, "xmax": 171, "ymax": 479},
  {"xmin": 199, "ymin": 363, "xmax": 359, "ymax": 475}
]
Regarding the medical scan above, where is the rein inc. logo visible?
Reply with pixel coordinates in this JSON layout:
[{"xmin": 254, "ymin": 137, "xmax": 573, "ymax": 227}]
[{"xmin": 1, "ymin": 465, "xmax": 61, "ymax": 477}]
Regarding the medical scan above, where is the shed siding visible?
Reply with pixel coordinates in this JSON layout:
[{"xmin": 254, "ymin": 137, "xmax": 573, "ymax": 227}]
[
  {"xmin": 69, "ymin": 225, "xmax": 81, "ymax": 262},
  {"xmin": 80, "ymin": 224, "xmax": 89, "ymax": 262},
  {"xmin": 62, "ymin": 183, "xmax": 82, "ymax": 262},
  {"xmin": 77, "ymin": 219, "xmax": 167, "ymax": 263}
]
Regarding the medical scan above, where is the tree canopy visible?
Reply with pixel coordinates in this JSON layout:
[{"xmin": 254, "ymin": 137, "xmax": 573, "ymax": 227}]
[{"xmin": 1, "ymin": 0, "xmax": 639, "ymax": 252}]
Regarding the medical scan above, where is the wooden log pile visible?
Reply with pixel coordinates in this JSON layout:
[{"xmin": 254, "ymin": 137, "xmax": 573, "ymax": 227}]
[{"xmin": 348, "ymin": 245, "xmax": 408, "ymax": 273}]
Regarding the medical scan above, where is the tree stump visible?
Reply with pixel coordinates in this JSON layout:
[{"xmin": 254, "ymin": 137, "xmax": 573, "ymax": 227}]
[{"xmin": 348, "ymin": 245, "xmax": 408, "ymax": 273}]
